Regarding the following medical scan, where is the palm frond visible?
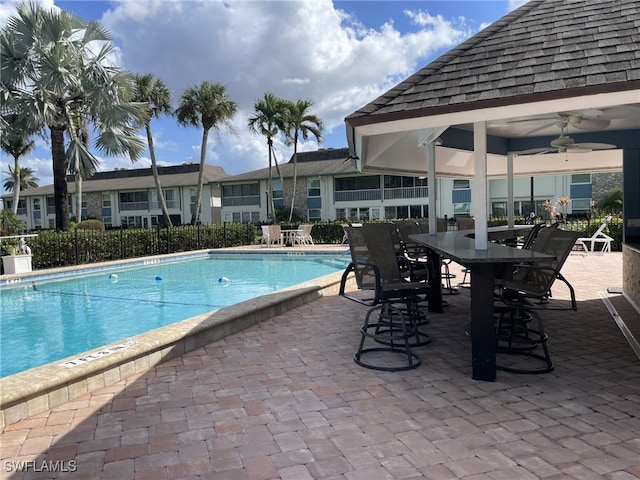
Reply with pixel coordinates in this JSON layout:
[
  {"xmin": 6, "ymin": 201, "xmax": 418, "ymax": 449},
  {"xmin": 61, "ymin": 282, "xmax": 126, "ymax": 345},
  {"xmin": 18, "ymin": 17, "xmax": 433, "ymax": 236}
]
[{"xmin": 66, "ymin": 138, "xmax": 99, "ymax": 178}]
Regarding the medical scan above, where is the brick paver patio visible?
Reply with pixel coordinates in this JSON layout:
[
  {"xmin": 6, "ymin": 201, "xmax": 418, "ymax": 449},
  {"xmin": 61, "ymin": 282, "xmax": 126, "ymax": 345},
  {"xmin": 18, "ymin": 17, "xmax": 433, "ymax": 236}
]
[{"xmin": 1, "ymin": 251, "xmax": 639, "ymax": 479}]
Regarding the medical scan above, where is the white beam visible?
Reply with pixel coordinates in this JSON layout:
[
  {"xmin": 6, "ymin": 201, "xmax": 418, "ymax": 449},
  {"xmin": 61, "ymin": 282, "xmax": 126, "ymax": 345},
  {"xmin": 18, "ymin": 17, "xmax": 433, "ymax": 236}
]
[
  {"xmin": 473, "ymin": 122, "xmax": 488, "ymax": 250},
  {"xmin": 507, "ymin": 153, "xmax": 514, "ymax": 228}
]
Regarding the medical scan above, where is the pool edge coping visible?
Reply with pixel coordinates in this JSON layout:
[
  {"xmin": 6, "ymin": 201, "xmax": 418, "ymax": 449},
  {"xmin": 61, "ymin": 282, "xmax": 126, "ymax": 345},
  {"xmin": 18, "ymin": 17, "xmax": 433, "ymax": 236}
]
[{"xmin": 0, "ymin": 248, "xmax": 351, "ymax": 430}]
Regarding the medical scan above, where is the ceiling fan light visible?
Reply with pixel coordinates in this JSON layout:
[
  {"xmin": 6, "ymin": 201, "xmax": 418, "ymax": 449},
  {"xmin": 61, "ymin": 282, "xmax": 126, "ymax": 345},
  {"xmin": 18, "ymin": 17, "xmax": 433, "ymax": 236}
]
[{"xmin": 551, "ymin": 134, "xmax": 574, "ymax": 148}]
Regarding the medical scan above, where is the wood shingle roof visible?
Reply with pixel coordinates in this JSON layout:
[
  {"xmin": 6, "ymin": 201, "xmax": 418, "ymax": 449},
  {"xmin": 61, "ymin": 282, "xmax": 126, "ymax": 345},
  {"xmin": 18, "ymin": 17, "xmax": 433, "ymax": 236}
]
[{"xmin": 346, "ymin": 0, "xmax": 640, "ymax": 126}]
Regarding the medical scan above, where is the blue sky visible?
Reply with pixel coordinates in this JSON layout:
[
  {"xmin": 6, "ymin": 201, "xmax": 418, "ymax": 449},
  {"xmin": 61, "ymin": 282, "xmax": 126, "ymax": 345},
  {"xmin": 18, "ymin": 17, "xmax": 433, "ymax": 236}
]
[{"xmin": 0, "ymin": 0, "xmax": 529, "ymax": 192}]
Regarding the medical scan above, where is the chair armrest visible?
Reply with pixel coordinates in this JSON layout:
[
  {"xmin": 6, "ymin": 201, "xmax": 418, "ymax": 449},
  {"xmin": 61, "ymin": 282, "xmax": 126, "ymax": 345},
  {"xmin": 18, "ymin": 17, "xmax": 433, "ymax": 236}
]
[{"xmin": 339, "ymin": 261, "xmax": 381, "ymax": 306}]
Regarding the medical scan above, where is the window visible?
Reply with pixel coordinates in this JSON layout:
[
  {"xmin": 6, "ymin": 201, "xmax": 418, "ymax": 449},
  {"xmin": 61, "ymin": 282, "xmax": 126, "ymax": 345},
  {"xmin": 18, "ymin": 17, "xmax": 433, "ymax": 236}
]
[
  {"xmin": 308, "ymin": 209, "xmax": 321, "ymax": 221},
  {"xmin": 383, "ymin": 175, "xmax": 428, "ymax": 188},
  {"xmin": 453, "ymin": 203, "xmax": 471, "ymax": 216},
  {"xmin": 222, "ymin": 183, "xmax": 260, "ymax": 207},
  {"xmin": 384, "ymin": 204, "xmax": 428, "ymax": 219},
  {"xmin": 164, "ymin": 189, "xmax": 178, "ymax": 209},
  {"xmin": 272, "ymin": 181, "xmax": 284, "ymax": 208},
  {"xmin": 335, "ymin": 176, "xmax": 380, "ymax": 191},
  {"xmin": 119, "ymin": 191, "xmax": 149, "ymax": 211},
  {"xmin": 102, "ymin": 193, "xmax": 112, "ymax": 226},
  {"xmin": 571, "ymin": 173, "xmax": 591, "ymax": 184},
  {"xmin": 122, "ymin": 216, "xmax": 144, "ymax": 228},
  {"xmin": 492, "ymin": 202, "xmax": 507, "ymax": 217},
  {"xmin": 571, "ymin": 198, "xmax": 591, "ymax": 213},
  {"xmin": 336, "ymin": 207, "xmax": 372, "ymax": 221},
  {"xmin": 307, "ymin": 178, "xmax": 321, "ymax": 197},
  {"xmin": 16, "ymin": 198, "xmax": 27, "ymax": 215},
  {"xmin": 224, "ymin": 211, "xmax": 259, "ymax": 223},
  {"xmin": 32, "ymin": 198, "xmax": 41, "ymax": 228},
  {"xmin": 454, "ymin": 179, "xmax": 470, "ymax": 189}
]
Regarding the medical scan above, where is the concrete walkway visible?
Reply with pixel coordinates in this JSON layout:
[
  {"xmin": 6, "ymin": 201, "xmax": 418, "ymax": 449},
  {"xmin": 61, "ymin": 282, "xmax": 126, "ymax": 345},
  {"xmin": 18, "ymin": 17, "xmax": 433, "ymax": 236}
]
[{"xmin": 1, "ymin": 251, "xmax": 639, "ymax": 479}]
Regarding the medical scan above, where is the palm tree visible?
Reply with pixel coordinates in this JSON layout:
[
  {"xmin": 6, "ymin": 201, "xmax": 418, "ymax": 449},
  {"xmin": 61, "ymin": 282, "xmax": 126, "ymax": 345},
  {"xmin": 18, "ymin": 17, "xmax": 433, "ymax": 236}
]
[
  {"xmin": 176, "ymin": 81, "xmax": 238, "ymax": 225},
  {"xmin": 281, "ymin": 99, "xmax": 323, "ymax": 221},
  {"xmin": 598, "ymin": 188, "xmax": 623, "ymax": 215},
  {"xmin": 0, "ymin": 115, "xmax": 35, "ymax": 215},
  {"xmin": 134, "ymin": 73, "xmax": 174, "ymax": 227},
  {"xmin": 1, "ymin": 2, "xmax": 147, "ymax": 231},
  {"xmin": 67, "ymin": 110, "xmax": 91, "ymax": 223},
  {"xmin": 3, "ymin": 165, "xmax": 39, "ymax": 192},
  {"xmin": 248, "ymin": 92, "xmax": 287, "ymax": 224}
]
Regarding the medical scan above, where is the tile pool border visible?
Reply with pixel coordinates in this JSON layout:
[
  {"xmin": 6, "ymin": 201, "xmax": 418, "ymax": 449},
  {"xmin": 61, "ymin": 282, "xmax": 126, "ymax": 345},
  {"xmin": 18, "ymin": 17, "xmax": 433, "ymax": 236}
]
[{"xmin": 0, "ymin": 248, "xmax": 352, "ymax": 429}]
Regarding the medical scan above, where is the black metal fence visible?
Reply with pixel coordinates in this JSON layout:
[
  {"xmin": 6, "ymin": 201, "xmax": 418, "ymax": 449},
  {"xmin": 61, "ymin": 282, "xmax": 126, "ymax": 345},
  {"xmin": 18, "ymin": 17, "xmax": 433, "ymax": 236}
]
[{"xmin": 25, "ymin": 223, "xmax": 258, "ymax": 270}]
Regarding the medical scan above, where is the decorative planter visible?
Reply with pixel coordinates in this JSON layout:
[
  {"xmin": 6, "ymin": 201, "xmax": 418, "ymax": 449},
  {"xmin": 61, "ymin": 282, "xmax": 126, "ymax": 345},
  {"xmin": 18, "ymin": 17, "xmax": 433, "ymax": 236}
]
[{"xmin": 2, "ymin": 254, "xmax": 33, "ymax": 275}]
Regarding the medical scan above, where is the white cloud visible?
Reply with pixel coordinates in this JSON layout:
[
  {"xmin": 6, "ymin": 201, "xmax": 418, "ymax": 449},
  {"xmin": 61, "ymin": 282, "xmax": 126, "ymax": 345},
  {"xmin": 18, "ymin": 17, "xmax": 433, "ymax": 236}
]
[
  {"xmin": 1, "ymin": 0, "xmax": 479, "ymax": 185},
  {"xmin": 508, "ymin": 0, "xmax": 531, "ymax": 11},
  {"xmin": 96, "ymin": 0, "xmax": 470, "ymax": 174}
]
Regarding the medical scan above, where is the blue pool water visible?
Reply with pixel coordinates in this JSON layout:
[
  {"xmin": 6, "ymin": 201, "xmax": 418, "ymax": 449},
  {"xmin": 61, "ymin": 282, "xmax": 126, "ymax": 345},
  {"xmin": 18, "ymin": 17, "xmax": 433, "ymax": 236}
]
[{"xmin": 0, "ymin": 253, "xmax": 349, "ymax": 377}]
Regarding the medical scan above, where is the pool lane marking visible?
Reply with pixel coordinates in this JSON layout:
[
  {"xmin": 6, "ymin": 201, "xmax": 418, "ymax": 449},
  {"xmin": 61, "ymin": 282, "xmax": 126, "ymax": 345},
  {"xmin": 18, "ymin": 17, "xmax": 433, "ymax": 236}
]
[{"xmin": 31, "ymin": 285, "xmax": 225, "ymax": 308}]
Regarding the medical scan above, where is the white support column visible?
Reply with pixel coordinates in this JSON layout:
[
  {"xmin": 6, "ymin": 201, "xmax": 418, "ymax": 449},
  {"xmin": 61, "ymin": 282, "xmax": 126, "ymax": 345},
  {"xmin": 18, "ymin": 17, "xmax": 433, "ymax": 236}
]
[
  {"xmin": 426, "ymin": 141, "xmax": 437, "ymax": 235},
  {"xmin": 507, "ymin": 153, "xmax": 514, "ymax": 228},
  {"xmin": 474, "ymin": 122, "xmax": 488, "ymax": 250}
]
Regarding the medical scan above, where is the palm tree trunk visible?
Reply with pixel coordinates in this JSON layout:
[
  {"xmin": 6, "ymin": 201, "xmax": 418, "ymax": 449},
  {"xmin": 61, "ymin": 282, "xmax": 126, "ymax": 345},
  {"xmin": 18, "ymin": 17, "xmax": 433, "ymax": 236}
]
[
  {"xmin": 191, "ymin": 128, "xmax": 209, "ymax": 225},
  {"xmin": 288, "ymin": 133, "xmax": 299, "ymax": 222},
  {"xmin": 11, "ymin": 158, "xmax": 20, "ymax": 215},
  {"xmin": 75, "ymin": 175, "xmax": 82, "ymax": 223},
  {"xmin": 51, "ymin": 126, "xmax": 70, "ymax": 231},
  {"xmin": 268, "ymin": 138, "xmax": 275, "ymax": 224},
  {"xmin": 147, "ymin": 124, "xmax": 173, "ymax": 227}
]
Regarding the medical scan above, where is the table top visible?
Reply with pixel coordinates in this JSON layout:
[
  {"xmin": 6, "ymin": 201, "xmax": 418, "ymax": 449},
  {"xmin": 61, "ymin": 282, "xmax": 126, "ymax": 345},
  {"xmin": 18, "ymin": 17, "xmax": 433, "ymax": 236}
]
[
  {"xmin": 409, "ymin": 231, "xmax": 554, "ymax": 265},
  {"xmin": 460, "ymin": 224, "xmax": 535, "ymax": 241}
]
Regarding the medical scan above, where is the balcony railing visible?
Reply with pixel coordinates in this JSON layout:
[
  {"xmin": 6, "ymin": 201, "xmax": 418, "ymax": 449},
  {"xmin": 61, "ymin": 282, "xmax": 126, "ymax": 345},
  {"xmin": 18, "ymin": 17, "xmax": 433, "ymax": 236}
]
[
  {"xmin": 335, "ymin": 186, "xmax": 427, "ymax": 202},
  {"xmin": 222, "ymin": 196, "xmax": 260, "ymax": 207},
  {"xmin": 384, "ymin": 186, "xmax": 428, "ymax": 200},
  {"xmin": 334, "ymin": 190, "xmax": 382, "ymax": 202},
  {"xmin": 119, "ymin": 201, "xmax": 149, "ymax": 211},
  {"xmin": 149, "ymin": 200, "xmax": 180, "ymax": 210}
]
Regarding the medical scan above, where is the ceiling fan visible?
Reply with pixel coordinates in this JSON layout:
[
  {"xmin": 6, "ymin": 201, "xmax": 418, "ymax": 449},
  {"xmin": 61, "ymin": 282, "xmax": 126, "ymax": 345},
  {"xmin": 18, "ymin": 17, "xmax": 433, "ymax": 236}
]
[
  {"xmin": 511, "ymin": 118, "xmax": 616, "ymax": 156},
  {"xmin": 517, "ymin": 109, "xmax": 611, "ymax": 136},
  {"xmin": 496, "ymin": 109, "xmax": 612, "ymax": 136}
]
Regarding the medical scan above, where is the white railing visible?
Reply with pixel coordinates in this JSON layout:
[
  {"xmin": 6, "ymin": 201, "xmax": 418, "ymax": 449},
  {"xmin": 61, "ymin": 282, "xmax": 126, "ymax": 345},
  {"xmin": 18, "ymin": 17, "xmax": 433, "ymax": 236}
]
[
  {"xmin": 384, "ymin": 186, "xmax": 428, "ymax": 200},
  {"xmin": 119, "ymin": 201, "xmax": 149, "ymax": 211},
  {"xmin": 334, "ymin": 190, "xmax": 382, "ymax": 202}
]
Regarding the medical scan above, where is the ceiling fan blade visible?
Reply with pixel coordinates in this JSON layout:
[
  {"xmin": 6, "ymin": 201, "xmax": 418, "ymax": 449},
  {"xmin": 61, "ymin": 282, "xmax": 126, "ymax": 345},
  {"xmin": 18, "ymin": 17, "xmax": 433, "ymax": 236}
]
[
  {"xmin": 570, "ymin": 118, "xmax": 611, "ymax": 130},
  {"xmin": 563, "ymin": 146, "xmax": 591, "ymax": 154},
  {"xmin": 572, "ymin": 142, "xmax": 616, "ymax": 150},
  {"xmin": 510, "ymin": 147, "xmax": 555, "ymax": 155}
]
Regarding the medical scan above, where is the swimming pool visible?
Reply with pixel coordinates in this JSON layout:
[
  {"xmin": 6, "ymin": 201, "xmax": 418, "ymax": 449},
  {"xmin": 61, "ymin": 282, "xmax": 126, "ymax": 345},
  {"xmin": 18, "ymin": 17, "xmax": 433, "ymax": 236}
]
[{"xmin": 0, "ymin": 252, "xmax": 349, "ymax": 378}]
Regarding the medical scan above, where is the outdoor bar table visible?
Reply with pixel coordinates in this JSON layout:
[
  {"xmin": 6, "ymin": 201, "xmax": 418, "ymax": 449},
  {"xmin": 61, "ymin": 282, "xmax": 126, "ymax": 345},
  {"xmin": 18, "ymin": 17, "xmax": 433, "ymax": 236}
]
[
  {"xmin": 461, "ymin": 224, "xmax": 535, "ymax": 243},
  {"xmin": 409, "ymin": 231, "xmax": 555, "ymax": 382}
]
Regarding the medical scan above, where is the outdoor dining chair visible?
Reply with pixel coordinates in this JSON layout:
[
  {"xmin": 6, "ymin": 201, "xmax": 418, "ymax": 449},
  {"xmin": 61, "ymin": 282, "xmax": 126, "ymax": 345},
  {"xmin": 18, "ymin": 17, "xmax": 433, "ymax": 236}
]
[
  {"xmin": 339, "ymin": 223, "xmax": 431, "ymax": 371},
  {"xmin": 493, "ymin": 228, "xmax": 583, "ymax": 374}
]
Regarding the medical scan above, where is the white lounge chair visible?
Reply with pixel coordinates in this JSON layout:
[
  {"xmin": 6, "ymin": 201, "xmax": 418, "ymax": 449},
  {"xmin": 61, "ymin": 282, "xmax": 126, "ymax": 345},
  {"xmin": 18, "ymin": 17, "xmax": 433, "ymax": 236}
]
[
  {"xmin": 260, "ymin": 225, "xmax": 283, "ymax": 247},
  {"xmin": 576, "ymin": 216, "xmax": 613, "ymax": 254},
  {"xmin": 293, "ymin": 224, "xmax": 314, "ymax": 246}
]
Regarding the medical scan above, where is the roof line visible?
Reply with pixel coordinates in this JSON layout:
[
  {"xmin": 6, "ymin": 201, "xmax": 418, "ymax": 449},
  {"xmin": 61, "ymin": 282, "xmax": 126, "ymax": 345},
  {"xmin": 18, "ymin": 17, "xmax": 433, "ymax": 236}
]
[{"xmin": 345, "ymin": 80, "xmax": 640, "ymax": 128}]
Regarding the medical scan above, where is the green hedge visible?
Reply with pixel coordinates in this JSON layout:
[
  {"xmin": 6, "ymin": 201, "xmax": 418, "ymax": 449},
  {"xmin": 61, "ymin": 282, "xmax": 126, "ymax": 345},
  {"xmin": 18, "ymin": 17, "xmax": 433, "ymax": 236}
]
[{"xmin": 26, "ymin": 223, "xmax": 257, "ymax": 270}]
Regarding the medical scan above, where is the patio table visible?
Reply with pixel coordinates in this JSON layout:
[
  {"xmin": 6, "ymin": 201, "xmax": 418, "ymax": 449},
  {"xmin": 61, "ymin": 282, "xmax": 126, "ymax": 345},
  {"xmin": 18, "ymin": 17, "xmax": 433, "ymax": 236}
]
[
  {"xmin": 281, "ymin": 229, "xmax": 299, "ymax": 246},
  {"xmin": 409, "ymin": 231, "xmax": 555, "ymax": 382}
]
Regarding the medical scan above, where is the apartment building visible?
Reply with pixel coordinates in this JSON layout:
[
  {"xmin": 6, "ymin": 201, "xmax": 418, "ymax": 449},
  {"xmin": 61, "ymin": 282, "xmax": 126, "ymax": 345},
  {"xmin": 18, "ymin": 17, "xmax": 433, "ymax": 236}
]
[
  {"xmin": 219, "ymin": 147, "xmax": 621, "ymax": 223},
  {"xmin": 2, "ymin": 163, "xmax": 228, "ymax": 230},
  {"xmin": 2, "ymin": 148, "xmax": 620, "ymax": 229}
]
